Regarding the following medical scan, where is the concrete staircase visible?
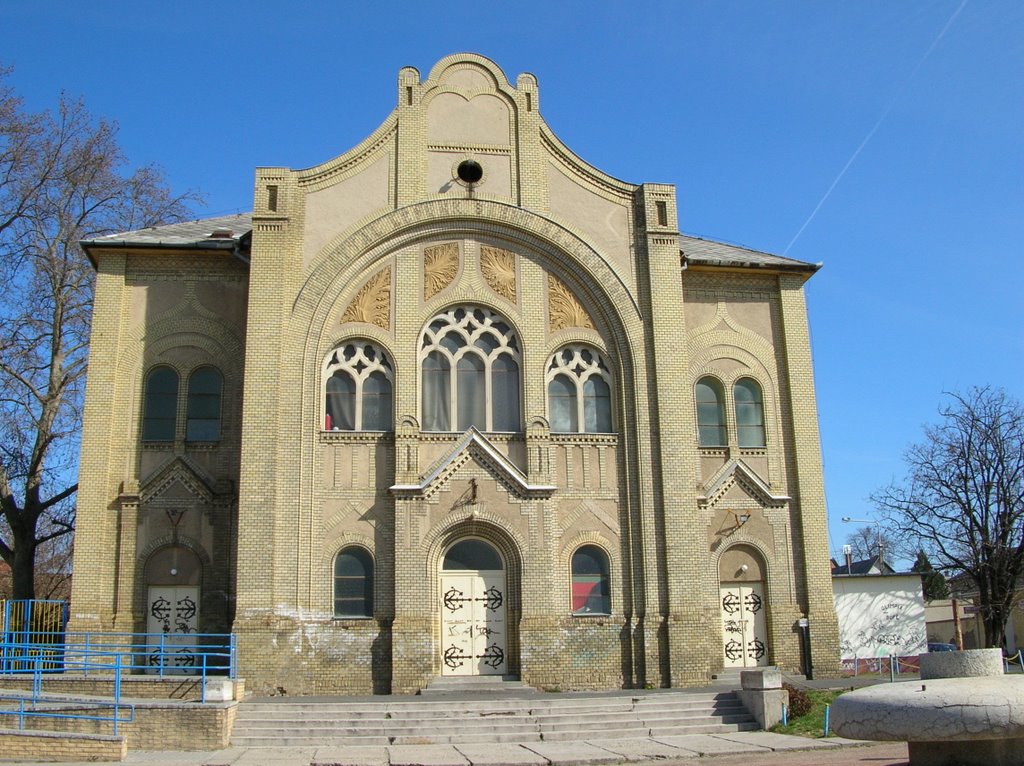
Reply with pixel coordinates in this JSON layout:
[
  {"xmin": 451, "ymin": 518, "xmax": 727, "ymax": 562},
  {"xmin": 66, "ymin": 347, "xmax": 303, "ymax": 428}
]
[{"xmin": 230, "ymin": 690, "xmax": 759, "ymax": 747}]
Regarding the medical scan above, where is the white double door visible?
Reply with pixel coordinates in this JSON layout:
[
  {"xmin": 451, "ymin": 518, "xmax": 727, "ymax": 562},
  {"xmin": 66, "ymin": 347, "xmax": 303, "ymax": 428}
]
[
  {"xmin": 146, "ymin": 586, "xmax": 199, "ymax": 674},
  {"xmin": 720, "ymin": 583, "xmax": 769, "ymax": 668},
  {"xmin": 440, "ymin": 571, "xmax": 507, "ymax": 676}
]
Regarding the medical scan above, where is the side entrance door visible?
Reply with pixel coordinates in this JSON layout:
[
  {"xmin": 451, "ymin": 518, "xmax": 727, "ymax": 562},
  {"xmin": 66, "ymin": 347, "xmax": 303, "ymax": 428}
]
[
  {"xmin": 146, "ymin": 586, "xmax": 199, "ymax": 675},
  {"xmin": 720, "ymin": 582, "xmax": 769, "ymax": 668}
]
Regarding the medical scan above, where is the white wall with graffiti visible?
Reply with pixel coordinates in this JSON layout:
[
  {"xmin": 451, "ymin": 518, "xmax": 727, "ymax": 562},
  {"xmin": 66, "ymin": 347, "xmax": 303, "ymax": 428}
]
[{"xmin": 832, "ymin": 574, "xmax": 927, "ymax": 660}]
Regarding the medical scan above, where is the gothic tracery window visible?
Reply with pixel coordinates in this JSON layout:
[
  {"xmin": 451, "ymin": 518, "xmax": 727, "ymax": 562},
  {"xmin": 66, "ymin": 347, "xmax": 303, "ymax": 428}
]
[
  {"xmin": 420, "ymin": 306, "xmax": 521, "ymax": 432},
  {"xmin": 546, "ymin": 346, "xmax": 613, "ymax": 433},
  {"xmin": 324, "ymin": 341, "xmax": 394, "ymax": 431}
]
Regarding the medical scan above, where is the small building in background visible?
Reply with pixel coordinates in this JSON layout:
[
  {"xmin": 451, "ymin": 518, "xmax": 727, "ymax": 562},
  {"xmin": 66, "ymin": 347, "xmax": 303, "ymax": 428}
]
[{"xmin": 831, "ymin": 557, "xmax": 927, "ymax": 666}]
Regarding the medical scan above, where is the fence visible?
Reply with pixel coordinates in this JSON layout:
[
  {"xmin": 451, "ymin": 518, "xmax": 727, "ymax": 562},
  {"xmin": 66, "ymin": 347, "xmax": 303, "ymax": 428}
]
[{"xmin": 1, "ymin": 600, "xmax": 68, "ymax": 673}]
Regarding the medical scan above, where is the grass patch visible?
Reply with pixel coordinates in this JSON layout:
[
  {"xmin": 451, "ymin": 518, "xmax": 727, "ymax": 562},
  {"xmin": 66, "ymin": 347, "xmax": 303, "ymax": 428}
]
[{"xmin": 770, "ymin": 688, "xmax": 844, "ymax": 738}]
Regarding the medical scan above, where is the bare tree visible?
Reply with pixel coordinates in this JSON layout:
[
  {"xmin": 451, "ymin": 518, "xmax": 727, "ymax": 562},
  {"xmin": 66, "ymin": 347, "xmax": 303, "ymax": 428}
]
[
  {"xmin": 0, "ymin": 69, "xmax": 199, "ymax": 600},
  {"xmin": 873, "ymin": 387, "xmax": 1024, "ymax": 648},
  {"xmin": 843, "ymin": 526, "xmax": 896, "ymax": 565}
]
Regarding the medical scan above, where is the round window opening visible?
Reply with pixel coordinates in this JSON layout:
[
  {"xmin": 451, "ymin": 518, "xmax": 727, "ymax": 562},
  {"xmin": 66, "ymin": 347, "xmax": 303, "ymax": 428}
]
[{"xmin": 456, "ymin": 159, "xmax": 484, "ymax": 185}]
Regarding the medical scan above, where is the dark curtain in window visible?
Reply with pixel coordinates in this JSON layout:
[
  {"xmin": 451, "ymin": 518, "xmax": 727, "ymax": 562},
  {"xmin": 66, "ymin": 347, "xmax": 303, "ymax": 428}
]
[
  {"xmin": 491, "ymin": 355, "xmax": 521, "ymax": 432},
  {"xmin": 186, "ymin": 366, "xmax": 223, "ymax": 441},
  {"xmin": 334, "ymin": 547, "xmax": 373, "ymax": 617},
  {"xmin": 143, "ymin": 367, "xmax": 179, "ymax": 442},
  {"xmin": 422, "ymin": 351, "xmax": 451, "ymax": 431},
  {"xmin": 326, "ymin": 372, "xmax": 356, "ymax": 430}
]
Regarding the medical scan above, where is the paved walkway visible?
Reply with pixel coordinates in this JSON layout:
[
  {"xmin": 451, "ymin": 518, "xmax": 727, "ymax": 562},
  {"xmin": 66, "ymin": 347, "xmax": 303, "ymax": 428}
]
[{"xmin": 1, "ymin": 733, "xmax": 909, "ymax": 766}]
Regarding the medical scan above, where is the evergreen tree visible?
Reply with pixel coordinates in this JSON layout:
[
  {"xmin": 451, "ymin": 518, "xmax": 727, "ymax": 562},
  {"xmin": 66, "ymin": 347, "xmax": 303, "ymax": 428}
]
[{"xmin": 911, "ymin": 550, "xmax": 950, "ymax": 602}]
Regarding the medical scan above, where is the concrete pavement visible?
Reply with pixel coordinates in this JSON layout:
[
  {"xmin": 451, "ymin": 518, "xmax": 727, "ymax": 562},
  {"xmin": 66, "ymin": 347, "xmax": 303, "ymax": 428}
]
[{"xmin": 0, "ymin": 732, "xmax": 908, "ymax": 766}]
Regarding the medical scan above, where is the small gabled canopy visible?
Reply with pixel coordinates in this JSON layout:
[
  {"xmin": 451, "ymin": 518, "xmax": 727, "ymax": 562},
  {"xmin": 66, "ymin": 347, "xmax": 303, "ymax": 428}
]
[
  {"xmin": 699, "ymin": 458, "xmax": 791, "ymax": 508},
  {"xmin": 140, "ymin": 457, "xmax": 215, "ymax": 508},
  {"xmin": 391, "ymin": 427, "xmax": 556, "ymax": 500}
]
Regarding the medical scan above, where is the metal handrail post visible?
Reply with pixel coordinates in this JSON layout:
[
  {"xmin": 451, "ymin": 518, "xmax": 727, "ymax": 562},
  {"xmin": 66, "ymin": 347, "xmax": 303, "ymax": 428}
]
[
  {"xmin": 159, "ymin": 633, "xmax": 166, "ymax": 678},
  {"xmin": 32, "ymin": 655, "xmax": 42, "ymax": 702},
  {"xmin": 113, "ymin": 655, "xmax": 121, "ymax": 737},
  {"xmin": 201, "ymin": 653, "xmax": 207, "ymax": 703}
]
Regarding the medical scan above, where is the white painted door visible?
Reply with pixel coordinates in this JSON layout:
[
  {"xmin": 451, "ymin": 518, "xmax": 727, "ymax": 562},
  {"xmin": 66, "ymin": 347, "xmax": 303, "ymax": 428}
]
[
  {"xmin": 440, "ymin": 572, "xmax": 506, "ymax": 676},
  {"xmin": 146, "ymin": 586, "xmax": 199, "ymax": 675},
  {"xmin": 720, "ymin": 583, "xmax": 769, "ymax": 668}
]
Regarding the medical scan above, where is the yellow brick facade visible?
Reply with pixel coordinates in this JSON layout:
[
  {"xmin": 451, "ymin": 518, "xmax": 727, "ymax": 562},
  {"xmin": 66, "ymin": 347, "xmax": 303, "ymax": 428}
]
[{"xmin": 70, "ymin": 53, "xmax": 840, "ymax": 695}]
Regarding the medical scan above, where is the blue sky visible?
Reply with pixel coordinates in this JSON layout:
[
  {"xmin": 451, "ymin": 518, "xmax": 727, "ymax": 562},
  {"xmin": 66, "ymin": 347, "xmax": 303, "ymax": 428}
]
[{"xmin": 4, "ymin": 1, "xmax": 1021, "ymax": 565}]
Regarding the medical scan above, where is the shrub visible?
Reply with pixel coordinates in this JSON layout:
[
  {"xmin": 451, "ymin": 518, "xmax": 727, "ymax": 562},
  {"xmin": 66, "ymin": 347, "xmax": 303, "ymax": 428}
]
[{"xmin": 783, "ymin": 682, "xmax": 812, "ymax": 718}]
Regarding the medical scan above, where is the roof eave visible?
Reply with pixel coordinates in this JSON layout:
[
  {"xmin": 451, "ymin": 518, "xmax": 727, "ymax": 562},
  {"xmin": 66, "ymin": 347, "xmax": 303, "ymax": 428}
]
[
  {"xmin": 80, "ymin": 238, "xmax": 249, "ymax": 269},
  {"xmin": 683, "ymin": 254, "xmax": 822, "ymax": 275}
]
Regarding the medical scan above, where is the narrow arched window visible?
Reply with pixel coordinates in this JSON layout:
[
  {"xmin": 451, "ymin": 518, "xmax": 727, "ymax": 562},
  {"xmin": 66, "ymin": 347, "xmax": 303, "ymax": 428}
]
[
  {"xmin": 548, "ymin": 374, "xmax": 578, "ymax": 432},
  {"xmin": 420, "ymin": 306, "xmax": 521, "ymax": 432},
  {"xmin": 334, "ymin": 547, "xmax": 374, "ymax": 618},
  {"xmin": 323, "ymin": 341, "xmax": 393, "ymax": 431},
  {"xmin": 734, "ymin": 378, "xmax": 766, "ymax": 448},
  {"xmin": 547, "ymin": 346, "xmax": 614, "ymax": 433},
  {"xmin": 571, "ymin": 545, "xmax": 611, "ymax": 615},
  {"xmin": 186, "ymin": 366, "xmax": 222, "ymax": 441},
  {"xmin": 696, "ymin": 376, "xmax": 727, "ymax": 447},
  {"xmin": 142, "ymin": 367, "xmax": 179, "ymax": 442}
]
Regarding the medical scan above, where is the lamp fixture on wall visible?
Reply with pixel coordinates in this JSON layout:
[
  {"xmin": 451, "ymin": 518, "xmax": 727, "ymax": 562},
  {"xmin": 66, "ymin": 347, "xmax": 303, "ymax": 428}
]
[{"xmin": 729, "ymin": 511, "xmax": 752, "ymax": 532}]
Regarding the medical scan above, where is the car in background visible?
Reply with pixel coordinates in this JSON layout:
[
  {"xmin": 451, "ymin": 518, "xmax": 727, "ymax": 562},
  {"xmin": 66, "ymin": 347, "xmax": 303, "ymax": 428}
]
[{"xmin": 928, "ymin": 642, "xmax": 957, "ymax": 652}]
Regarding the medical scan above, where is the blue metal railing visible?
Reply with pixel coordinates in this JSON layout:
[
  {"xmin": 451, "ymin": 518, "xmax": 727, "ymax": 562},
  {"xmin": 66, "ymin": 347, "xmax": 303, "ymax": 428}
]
[
  {"xmin": 0, "ymin": 654, "xmax": 134, "ymax": 736},
  {"xmin": 2, "ymin": 632, "xmax": 236, "ymax": 684},
  {"xmin": 0, "ymin": 632, "xmax": 235, "ymax": 736}
]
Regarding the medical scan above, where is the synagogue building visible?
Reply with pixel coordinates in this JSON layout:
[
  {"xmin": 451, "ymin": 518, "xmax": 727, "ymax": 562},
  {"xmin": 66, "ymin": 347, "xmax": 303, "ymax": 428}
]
[{"xmin": 70, "ymin": 53, "xmax": 841, "ymax": 694}]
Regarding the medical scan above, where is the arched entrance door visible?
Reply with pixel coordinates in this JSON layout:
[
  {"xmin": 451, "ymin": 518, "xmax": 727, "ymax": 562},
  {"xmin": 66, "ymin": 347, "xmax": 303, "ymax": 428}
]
[
  {"xmin": 144, "ymin": 545, "xmax": 201, "ymax": 675},
  {"xmin": 718, "ymin": 543, "xmax": 770, "ymax": 668},
  {"xmin": 439, "ymin": 538, "xmax": 507, "ymax": 676}
]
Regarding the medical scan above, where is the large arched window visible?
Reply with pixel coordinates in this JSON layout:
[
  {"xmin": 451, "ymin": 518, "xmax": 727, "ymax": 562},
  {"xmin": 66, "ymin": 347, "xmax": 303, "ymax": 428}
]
[
  {"xmin": 324, "ymin": 341, "xmax": 394, "ymax": 431},
  {"xmin": 142, "ymin": 366, "xmax": 179, "ymax": 442},
  {"xmin": 186, "ymin": 366, "xmax": 223, "ymax": 441},
  {"xmin": 696, "ymin": 376, "xmax": 727, "ymax": 447},
  {"xmin": 334, "ymin": 547, "xmax": 374, "ymax": 618},
  {"xmin": 571, "ymin": 545, "xmax": 611, "ymax": 615},
  {"xmin": 420, "ymin": 306, "xmax": 521, "ymax": 432},
  {"xmin": 546, "ymin": 346, "xmax": 613, "ymax": 433},
  {"xmin": 734, "ymin": 377, "xmax": 766, "ymax": 448}
]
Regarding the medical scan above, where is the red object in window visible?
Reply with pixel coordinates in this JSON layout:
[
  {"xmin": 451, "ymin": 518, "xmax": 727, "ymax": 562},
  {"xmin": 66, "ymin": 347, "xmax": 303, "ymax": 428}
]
[
  {"xmin": 572, "ymin": 580, "xmax": 598, "ymax": 612},
  {"xmin": 325, "ymin": 413, "xmax": 333, "ymax": 430}
]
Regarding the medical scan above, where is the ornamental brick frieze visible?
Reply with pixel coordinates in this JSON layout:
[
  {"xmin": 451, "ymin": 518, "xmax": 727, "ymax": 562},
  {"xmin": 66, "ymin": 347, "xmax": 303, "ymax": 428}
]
[
  {"xmin": 341, "ymin": 266, "xmax": 392, "ymax": 330},
  {"xmin": 480, "ymin": 246, "xmax": 517, "ymax": 303},
  {"xmin": 423, "ymin": 243, "xmax": 459, "ymax": 300},
  {"xmin": 547, "ymin": 274, "xmax": 594, "ymax": 332}
]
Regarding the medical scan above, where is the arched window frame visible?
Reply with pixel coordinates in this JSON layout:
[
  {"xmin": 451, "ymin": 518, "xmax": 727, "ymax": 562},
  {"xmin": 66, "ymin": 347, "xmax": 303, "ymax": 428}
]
[
  {"xmin": 570, "ymin": 544, "xmax": 611, "ymax": 616},
  {"xmin": 695, "ymin": 376, "xmax": 727, "ymax": 447},
  {"xmin": 323, "ymin": 341, "xmax": 394, "ymax": 431},
  {"xmin": 733, "ymin": 377, "xmax": 767, "ymax": 448},
  {"xmin": 186, "ymin": 366, "xmax": 223, "ymax": 442},
  {"xmin": 546, "ymin": 345, "xmax": 614, "ymax": 434},
  {"xmin": 333, "ymin": 546, "xmax": 374, "ymax": 619},
  {"xmin": 142, "ymin": 366, "xmax": 179, "ymax": 442},
  {"xmin": 419, "ymin": 306, "xmax": 522, "ymax": 433}
]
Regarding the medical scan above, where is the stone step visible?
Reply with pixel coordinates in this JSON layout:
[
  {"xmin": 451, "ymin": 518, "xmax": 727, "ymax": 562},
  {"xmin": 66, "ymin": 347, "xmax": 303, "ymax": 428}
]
[{"xmin": 230, "ymin": 689, "xmax": 758, "ymax": 747}]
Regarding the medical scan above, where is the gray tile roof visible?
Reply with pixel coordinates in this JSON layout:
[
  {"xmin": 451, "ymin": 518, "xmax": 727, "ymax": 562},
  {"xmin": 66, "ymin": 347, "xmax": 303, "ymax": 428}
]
[
  {"xmin": 680, "ymin": 234, "xmax": 821, "ymax": 273},
  {"xmin": 80, "ymin": 215, "xmax": 818, "ymax": 277},
  {"xmin": 81, "ymin": 212, "xmax": 253, "ymax": 249}
]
